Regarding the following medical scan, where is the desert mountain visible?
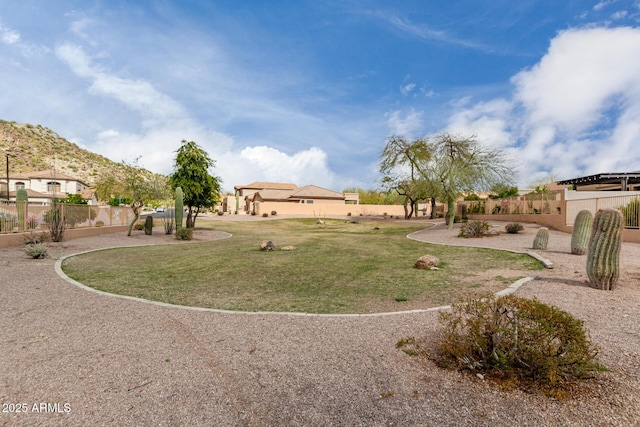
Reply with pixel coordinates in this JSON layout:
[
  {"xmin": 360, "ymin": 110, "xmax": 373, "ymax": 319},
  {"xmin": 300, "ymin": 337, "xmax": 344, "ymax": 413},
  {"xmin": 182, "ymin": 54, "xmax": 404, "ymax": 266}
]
[{"xmin": 0, "ymin": 120, "xmax": 161, "ymax": 186}]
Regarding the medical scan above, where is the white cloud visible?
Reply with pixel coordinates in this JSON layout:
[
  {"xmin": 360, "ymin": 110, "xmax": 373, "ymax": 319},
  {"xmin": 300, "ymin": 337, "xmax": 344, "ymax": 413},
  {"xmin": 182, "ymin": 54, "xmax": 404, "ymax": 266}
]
[
  {"xmin": 55, "ymin": 42, "xmax": 187, "ymax": 124},
  {"xmin": 593, "ymin": 0, "xmax": 616, "ymax": 11},
  {"xmin": 611, "ymin": 10, "xmax": 628, "ymax": 19},
  {"xmin": 446, "ymin": 26, "xmax": 640, "ymax": 185},
  {"xmin": 0, "ymin": 24, "xmax": 19, "ymax": 44},
  {"xmin": 234, "ymin": 146, "xmax": 338, "ymax": 188},
  {"xmin": 385, "ymin": 109, "xmax": 423, "ymax": 135},
  {"xmin": 447, "ymin": 98, "xmax": 513, "ymax": 147},
  {"xmin": 512, "ymin": 27, "xmax": 640, "ymax": 134},
  {"xmin": 400, "ymin": 82, "xmax": 416, "ymax": 96}
]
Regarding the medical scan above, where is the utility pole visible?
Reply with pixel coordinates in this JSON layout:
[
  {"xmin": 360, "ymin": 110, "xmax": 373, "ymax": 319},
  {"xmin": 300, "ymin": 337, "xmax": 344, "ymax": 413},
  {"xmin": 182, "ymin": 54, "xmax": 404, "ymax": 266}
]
[{"xmin": 5, "ymin": 153, "xmax": 13, "ymax": 201}]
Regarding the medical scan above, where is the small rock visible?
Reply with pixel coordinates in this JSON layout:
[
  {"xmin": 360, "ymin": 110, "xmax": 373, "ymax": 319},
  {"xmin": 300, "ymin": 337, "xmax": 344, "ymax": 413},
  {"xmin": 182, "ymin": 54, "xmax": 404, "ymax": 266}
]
[
  {"xmin": 414, "ymin": 255, "xmax": 440, "ymax": 270},
  {"xmin": 260, "ymin": 240, "xmax": 275, "ymax": 251},
  {"xmin": 281, "ymin": 246, "xmax": 296, "ymax": 251},
  {"xmin": 476, "ymin": 373, "xmax": 485, "ymax": 380},
  {"xmin": 317, "ymin": 220, "xmax": 325, "ymax": 225}
]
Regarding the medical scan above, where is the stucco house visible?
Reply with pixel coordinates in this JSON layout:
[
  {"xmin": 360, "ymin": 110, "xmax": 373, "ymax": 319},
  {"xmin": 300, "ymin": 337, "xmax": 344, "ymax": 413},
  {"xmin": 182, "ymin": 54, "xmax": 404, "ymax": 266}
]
[
  {"xmin": 1, "ymin": 170, "xmax": 93, "ymax": 204},
  {"xmin": 229, "ymin": 182, "xmax": 359, "ymax": 214}
]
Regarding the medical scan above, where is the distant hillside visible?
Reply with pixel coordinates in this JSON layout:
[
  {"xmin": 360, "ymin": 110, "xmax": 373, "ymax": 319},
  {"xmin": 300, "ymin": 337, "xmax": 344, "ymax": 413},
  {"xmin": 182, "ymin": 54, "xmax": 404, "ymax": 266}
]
[{"xmin": 0, "ymin": 120, "xmax": 160, "ymax": 185}]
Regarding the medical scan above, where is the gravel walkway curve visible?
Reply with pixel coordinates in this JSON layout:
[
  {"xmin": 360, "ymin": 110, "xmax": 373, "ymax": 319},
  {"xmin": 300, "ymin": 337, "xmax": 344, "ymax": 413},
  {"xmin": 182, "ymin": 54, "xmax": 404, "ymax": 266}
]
[{"xmin": 1, "ymin": 221, "xmax": 639, "ymax": 426}]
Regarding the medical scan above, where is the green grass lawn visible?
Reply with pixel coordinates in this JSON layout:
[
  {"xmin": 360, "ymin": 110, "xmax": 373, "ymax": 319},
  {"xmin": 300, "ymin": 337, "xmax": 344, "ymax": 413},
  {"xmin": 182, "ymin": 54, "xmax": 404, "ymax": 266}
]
[{"xmin": 62, "ymin": 218, "xmax": 542, "ymax": 314}]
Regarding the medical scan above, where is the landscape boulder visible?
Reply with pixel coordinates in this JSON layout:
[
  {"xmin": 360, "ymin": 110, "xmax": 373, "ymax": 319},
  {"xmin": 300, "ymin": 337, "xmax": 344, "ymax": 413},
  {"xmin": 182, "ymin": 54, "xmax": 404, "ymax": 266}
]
[
  {"xmin": 260, "ymin": 240, "xmax": 275, "ymax": 251},
  {"xmin": 414, "ymin": 255, "xmax": 440, "ymax": 270}
]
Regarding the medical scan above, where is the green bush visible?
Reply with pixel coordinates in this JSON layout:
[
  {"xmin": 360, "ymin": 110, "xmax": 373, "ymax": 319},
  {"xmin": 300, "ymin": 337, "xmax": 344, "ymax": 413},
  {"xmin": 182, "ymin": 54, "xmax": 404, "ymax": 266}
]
[
  {"xmin": 23, "ymin": 243, "xmax": 48, "ymax": 259},
  {"xmin": 175, "ymin": 227, "xmax": 193, "ymax": 240},
  {"xmin": 262, "ymin": 213, "xmax": 269, "ymax": 217},
  {"xmin": 458, "ymin": 220, "xmax": 490, "ymax": 238},
  {"xmin": 505, "ymin": 223, "xmax": 524, "ymax": 234},
  {"xmin": 437, "ymin": 294, "xmax": 604, "ymax": 396},
  {"xmin": 617, "ymin": 198, "xmax": 639, "ymax": 228},
  {"xmin": 271, "ymin": 211, "xmax": 277, "ymax": 216},
  {"xmin": 95, "ymin": 220, "xmax": 105, "ymax": 227}
]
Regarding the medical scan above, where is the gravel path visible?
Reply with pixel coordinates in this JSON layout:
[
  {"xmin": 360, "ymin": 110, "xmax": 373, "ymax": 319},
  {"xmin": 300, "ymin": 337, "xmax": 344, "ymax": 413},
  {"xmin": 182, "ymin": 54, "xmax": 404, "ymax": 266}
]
[{"xmin": 1, "ymin": 221, "xmax": 639, "ymax": 426}]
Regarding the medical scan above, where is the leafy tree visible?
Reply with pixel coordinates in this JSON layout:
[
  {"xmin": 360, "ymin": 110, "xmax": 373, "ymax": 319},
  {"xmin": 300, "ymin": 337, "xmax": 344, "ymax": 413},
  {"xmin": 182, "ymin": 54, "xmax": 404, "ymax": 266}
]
[
  {"xmin": 94, "ymin": 174, "xmax": 124, "ymax": 202},
  {"xmin": 429, "ymin": 133, "xmax": 513, "ymax": 228},
  {"xmin": 342, "ymin": 187, "xmax": 404, "ymax": 205},
  {"xmin": 379, "ymin": 136, "xmax": 436, "ymax": 219},
  {"xmin": 169, "ymin": 140, "xmax": 222, "ymax": 228},
  {"xmin": 489, "ymin": 183, "xmax": 519, "ymax": 199}
]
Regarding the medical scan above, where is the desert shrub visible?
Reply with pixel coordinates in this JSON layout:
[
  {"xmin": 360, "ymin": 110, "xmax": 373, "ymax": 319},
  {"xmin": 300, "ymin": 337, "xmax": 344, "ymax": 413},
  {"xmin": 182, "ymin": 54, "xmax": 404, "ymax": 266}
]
[
  {"xmin": 453, "ymin": 215, "xmax": 462, "ymax": 223},
  {"xmin": 217, "ymin": 211, "xmax": 224, "ymax": 216},
  {"xmin": 161, "ymin": 210, "xmax": 175, "ymax": 235},
  {"xmin": 271, "ymin": 210, "xmax": 277, "ymax": 216},
  {"xmin": 23, "ymin": 243, "xmax": 48, "ymax": 259},
  {"xmin": 437, "ymin": 294, "xmax": 604, "ymax": 395},
  {"xmin": 617, "ymin": 198, "xmax": 640, "ymax": 228},
  {"xmin": 95, "ymin": 220, "xmax": 105, "ymax": 227},
  {"xmin": 262, "ymin": 213, "xmax": 269, "ymax": 217},
  {"xmin": 23, "ymin": 231, "xmax": 50, "ymax": 245},
  {"xmin": 133, "ymin": 223, "xmax": 144, "ymax": 231},
  {"xmin": 505, "ymin": 223, "xmax": 524, "ymax": 234},
  {"xmin": 175, "ymin": 227, "xmax": 193, "ymax": 240},
  {"xmin": 458, "ymin": 220, "xmax": 490, "ymax": 238}
]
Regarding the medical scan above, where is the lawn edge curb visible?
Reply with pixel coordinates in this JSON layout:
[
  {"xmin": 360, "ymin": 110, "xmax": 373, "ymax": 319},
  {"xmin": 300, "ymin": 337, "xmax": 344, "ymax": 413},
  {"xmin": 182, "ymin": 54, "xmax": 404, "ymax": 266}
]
[{"xmin": 54, "ymin": 225, "xmax": 537, "ymax": 317}]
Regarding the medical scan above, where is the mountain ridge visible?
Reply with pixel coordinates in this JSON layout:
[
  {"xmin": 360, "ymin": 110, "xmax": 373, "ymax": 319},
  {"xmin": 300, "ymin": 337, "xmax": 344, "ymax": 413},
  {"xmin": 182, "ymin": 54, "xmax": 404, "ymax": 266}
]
[{"xmin": 0, "ymin": 120, "xmax": 161, "ymax": 186}]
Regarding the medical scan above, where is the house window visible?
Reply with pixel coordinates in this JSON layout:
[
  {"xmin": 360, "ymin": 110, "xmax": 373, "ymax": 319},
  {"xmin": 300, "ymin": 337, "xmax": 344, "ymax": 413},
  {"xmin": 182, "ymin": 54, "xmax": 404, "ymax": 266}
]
[
  {"xmin": 15, "ymin": 182, "xmax": 25, "ymax": 190},
  {"xmin": 0, "ymin": 182, "xmax": 6, "ymax": 194},
  {"xmin": 306, "ymin": 200, "xmax": 314, "ymax": 204},
  {"xmin": 47, "ymin": 181, "xmax": 61, "ymax": 193}
]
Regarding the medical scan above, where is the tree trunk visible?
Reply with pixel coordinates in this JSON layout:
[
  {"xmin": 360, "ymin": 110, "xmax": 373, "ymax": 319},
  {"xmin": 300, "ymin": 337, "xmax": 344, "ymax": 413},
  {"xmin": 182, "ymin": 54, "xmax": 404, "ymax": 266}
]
[
  {"xmin": 403, "ymin": 199, "xmax": 410, "ymax": 219},
  {"xmin": 446, "ymin": 197, "xmax": 456, "ymax": 229},
  {"xmin": 430, "ymin": 197, "xmax": 437, "ymax": 219}
]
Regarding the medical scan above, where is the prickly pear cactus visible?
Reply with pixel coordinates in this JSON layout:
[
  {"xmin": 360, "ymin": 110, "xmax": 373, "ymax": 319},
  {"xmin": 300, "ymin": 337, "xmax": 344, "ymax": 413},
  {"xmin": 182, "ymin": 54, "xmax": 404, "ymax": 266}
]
[
  {"xmin": 571, "ymin": 210, "xmax": 593, "ymax": 255},
  {"xmin": 532, "ymin": 227, "xmax": 549, "ymax": 250},
  {"xmin": 175, "ymin": 187, "xmax": 184, "ymax": 230},
  {"xmin": 586, "ymin": 209, "xmax": 623, "ymax": 290},
  {"xmin": 144, "ymin": 215, "xmax": 153, "ymax": 235},
  {"xmin": 16, "ymin": 188, "xmax": 28, "ymax": 231}
]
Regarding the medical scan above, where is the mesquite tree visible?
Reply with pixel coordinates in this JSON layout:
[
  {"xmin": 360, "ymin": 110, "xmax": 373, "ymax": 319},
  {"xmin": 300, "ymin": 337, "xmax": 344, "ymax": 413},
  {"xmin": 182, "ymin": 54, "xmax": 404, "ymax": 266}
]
[
  {"xmin": 430, "ymin": 133, "xmax": 513, "ymax": 229},
  {"xmin": 379, "ymin": 136, "xmax": 437, "ymax": 219}
]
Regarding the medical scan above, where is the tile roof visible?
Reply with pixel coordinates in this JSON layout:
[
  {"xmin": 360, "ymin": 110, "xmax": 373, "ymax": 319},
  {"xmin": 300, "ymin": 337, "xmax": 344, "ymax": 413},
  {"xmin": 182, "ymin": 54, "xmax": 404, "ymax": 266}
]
[
  {"xmin": 252, "ymin": 189, "xmax": 296, "ymax": 201},
  {"xmin": 234, "ymin": 182, "xmax": 298, "ymax": 191},
  {"xmin": 289, "ymin": 185, "xmax": 345, "ymax": 199},
  {"xmin": 12, "ymin": 170, "xmax": 87, "ymax": 184}
]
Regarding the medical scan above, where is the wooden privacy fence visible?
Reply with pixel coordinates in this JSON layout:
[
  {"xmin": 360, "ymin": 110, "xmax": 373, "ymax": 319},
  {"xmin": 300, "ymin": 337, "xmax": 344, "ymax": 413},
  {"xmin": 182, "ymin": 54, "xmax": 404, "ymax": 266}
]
[{"xmin": 0, "ymin": 200, "xmax": 135, "ymax": 234}]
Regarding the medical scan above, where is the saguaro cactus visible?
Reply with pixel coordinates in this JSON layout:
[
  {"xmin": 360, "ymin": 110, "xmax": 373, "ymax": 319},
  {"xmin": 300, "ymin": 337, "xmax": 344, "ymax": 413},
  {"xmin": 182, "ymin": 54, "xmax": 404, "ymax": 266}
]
[
  {"xmin": 16, "ymin": 188, "xmax": 28, "ymax": 231},
  {"xmin": 586, "ymin": 209, "xmax": 623, "ymax": 290},
  {"xmin": 144, "ymin": 215, "xmax": 153, "ymax": 235},
  {"xmin": 571, "ymin": 210, "xmax": 593, "ymax": 255},
  {"xmin": 175, "ymin": 187, "xmax": 184, "ymax": 230},
  {"xmin": 532, "ymin": 227, "xmax": 549, "ymax": 250}
]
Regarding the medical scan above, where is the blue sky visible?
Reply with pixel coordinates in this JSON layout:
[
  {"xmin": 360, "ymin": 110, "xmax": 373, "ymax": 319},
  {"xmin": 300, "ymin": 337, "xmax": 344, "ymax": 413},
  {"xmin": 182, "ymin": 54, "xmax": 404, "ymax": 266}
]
[{"xmin": 1, "ymin": 1, "xmax": 640, "ymax": 192}]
